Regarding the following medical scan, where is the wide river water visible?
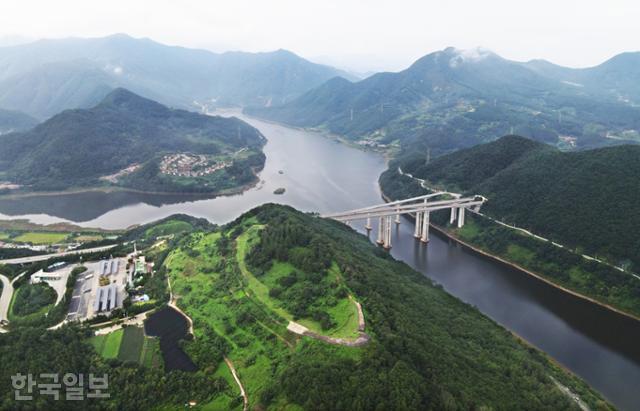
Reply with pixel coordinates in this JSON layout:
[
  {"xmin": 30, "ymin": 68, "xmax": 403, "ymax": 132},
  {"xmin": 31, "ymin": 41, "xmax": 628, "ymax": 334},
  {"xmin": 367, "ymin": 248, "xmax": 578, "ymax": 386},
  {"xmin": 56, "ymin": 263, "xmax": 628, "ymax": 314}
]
[{"xmin": 2, "ymin": 110, "xmax": 639, "ymax": 409}]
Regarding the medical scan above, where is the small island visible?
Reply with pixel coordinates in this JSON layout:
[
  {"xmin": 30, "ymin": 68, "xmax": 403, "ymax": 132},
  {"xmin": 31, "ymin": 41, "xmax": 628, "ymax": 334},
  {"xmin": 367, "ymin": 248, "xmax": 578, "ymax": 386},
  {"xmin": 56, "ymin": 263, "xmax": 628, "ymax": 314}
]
[{"xmin": 273, "ymin": 187, "xmax": 286, "ymax": 195}]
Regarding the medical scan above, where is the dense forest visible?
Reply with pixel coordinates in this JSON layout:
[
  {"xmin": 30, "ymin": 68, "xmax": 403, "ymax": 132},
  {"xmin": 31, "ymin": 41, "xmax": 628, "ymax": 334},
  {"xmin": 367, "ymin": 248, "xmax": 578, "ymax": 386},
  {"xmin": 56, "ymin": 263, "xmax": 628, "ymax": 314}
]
[
  {"xmin": 0, "ymin": 207, "xmax": 614, "ymax": 409},
  {"xmin": 392, "ymin": 135, "xmax": 640, "ymax": 272},
  {"xmin": 0, "ymin": 326, "xmax": 229, "ymax": 410},
  {"xmin": 229, "ymin": 205, "xmax": 610, "ymax": 409},
  {"xmin": 192, "ymin": 205, "xmax": 610, "ymax": 409},
  {"xmin": 0, "ymin": 88, "xmax": 266, "ymax": 193}
]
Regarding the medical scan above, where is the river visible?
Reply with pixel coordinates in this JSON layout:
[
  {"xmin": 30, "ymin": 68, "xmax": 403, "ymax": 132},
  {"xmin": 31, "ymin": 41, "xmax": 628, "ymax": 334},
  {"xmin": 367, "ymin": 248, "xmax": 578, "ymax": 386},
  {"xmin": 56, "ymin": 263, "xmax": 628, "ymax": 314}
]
[{"xmin": 1, "ymin": 110, "xmax": 638, "ymax": 409}]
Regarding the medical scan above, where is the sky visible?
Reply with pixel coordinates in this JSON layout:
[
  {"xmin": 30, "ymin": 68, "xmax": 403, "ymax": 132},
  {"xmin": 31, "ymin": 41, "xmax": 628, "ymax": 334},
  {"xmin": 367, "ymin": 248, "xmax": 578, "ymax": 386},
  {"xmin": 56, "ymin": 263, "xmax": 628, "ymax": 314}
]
[{"xmin": 1, "ymin": 0, "xmax": 639, "ymax": 73}]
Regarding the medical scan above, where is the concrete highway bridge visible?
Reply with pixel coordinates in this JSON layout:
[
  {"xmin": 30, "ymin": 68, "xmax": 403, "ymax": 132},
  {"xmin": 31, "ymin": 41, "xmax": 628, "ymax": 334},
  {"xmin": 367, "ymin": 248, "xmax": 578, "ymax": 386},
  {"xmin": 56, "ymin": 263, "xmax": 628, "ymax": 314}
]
[
  {"xmin": 322, "ymin": 193, "xmax": 486, "ymax": 249},
  {"xmin": 0, "ymin": 244, "xmax": 118, "ymax": 265}
]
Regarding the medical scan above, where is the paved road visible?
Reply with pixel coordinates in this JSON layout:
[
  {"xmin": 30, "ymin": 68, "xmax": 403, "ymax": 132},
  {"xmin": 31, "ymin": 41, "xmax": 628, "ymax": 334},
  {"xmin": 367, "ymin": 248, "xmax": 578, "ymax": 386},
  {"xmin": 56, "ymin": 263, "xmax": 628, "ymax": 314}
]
[
  {"xmin": 0, "ymin": 244, "xmax": 118, "ymax": 265},
  {"xmin": 0, "ymin": 272, "xmax": 26, "ymax": 325},
  {"xmin": 0, "ymin": 274, "xmax": 12, "ymax": 323}
]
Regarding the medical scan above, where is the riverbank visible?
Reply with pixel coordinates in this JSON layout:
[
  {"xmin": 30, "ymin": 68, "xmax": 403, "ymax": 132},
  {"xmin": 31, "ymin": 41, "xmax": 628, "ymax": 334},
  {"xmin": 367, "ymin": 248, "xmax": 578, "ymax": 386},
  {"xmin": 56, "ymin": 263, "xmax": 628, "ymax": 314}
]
[
  {"xmin": 0, "ymin": 168, "xmax": 264, "ymax": 200},
  {"xmin": 430, "ymin": 222, "xmax": 640, "ymax": 323},
  {"xmin": 232, "ymin": 109, "xmax": 397, "ymax": 162},
  {"xmin": 380, "ymin": 190, "xmax": 640, "ymax": 324}
]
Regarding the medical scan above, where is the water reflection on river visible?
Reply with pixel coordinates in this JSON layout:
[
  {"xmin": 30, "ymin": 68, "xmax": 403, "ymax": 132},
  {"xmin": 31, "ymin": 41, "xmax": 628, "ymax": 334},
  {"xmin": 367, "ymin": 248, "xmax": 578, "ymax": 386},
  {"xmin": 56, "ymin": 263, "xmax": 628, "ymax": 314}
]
[{"xmin": 1, "ymin": 111, "xmax": 639, "ymax": 409}]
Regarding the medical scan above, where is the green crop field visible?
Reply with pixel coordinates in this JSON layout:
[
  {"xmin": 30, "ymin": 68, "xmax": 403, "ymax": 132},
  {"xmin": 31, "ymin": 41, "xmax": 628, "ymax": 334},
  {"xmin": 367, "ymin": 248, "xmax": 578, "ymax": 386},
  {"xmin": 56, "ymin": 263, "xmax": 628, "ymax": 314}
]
[
  {"xmin": 13, "ymin": 232, "xmax": 69, "ymax": 245},
  {"xmin": 90, "ymin": 326, "xmax": 162, "ymax": 367},
  {"xmin": 74, "ymin": 235, "xmax": 104, "ymax": 242},
  {"xmin": 118, "ymin": 326, "xmax": 146, "ymax": 362},
  {"xmin": 90, "ymin": 329, "xmax": 124, "ymax": 359}
]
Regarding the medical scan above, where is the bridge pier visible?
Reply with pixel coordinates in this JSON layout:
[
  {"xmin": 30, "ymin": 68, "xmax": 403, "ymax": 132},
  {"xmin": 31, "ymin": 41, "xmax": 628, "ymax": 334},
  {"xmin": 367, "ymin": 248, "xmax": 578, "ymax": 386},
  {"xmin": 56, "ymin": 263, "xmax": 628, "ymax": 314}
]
[
  {"xmin": 414, "ymin": 212, "xmax": 422, "ymax": 238},
  {"xmin": 384, "ymin": 216, "xmax": 392, "ymax": 249},
  {"xmin": 376, "ymin": 217, "xmax": 385, "ymax": 245},
  {"xmin": 457, "ymin": 207, "xmax": 465, "ymax": 228},
  {"xmin": 395, "ymin": 206, "xmax": 401, "ymax": 225},
  {"xmin": 365, "ymin": 217, "xmax": 372, "ymax": 231},
  {"xmin": 450, "ymin": 207, "xmax": 457, "ymax": 224},
  {"xmin": 421, "ymin": 211, "xmax": 430, "ymax": 243}
]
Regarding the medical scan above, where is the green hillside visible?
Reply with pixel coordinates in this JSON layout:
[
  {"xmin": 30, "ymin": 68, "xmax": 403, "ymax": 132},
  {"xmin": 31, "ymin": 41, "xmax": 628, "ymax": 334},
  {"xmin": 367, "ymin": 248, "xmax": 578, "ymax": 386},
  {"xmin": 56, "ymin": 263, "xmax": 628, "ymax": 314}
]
[
  {"xmin": 248, "ymin": 47, "xmax": 640, "ymax": 153},
  {"xmin": 0, "ymin": 206, "xmax": 612, "ymax": 410},
  {"xmin": 396, "ymin": 136, "xmax": 640, "ymax": 272},
  {"xmin": 0, "ymin": 88, "xmax": 266, "ymax": 193}
]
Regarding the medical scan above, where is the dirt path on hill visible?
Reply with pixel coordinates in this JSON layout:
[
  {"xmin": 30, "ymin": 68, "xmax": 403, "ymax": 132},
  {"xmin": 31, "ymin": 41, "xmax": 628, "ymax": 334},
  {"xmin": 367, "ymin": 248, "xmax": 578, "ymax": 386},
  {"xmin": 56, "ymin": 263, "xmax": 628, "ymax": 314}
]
[{"xmin": 224, "ymin": 357, "xmax": 248, "ymax": 411}]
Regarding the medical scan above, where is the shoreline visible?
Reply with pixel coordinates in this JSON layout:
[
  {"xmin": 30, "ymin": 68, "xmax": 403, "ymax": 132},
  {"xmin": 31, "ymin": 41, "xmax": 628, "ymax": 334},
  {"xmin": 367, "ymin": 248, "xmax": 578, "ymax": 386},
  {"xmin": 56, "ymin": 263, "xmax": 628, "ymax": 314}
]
[
  {"xmin": 431, "ymin": 223, "xmax": 640, "ymax": 323},
  {"xmin": 0, "ymin": 172, "xmax": 263, "ymax": 200},
  {"xmin": 232, "ymin": 109, "xmax": 395, "ymax": 163},
  {"xmin": 379, "ymin": 191, "xmax": 640, "ymax": 324}
]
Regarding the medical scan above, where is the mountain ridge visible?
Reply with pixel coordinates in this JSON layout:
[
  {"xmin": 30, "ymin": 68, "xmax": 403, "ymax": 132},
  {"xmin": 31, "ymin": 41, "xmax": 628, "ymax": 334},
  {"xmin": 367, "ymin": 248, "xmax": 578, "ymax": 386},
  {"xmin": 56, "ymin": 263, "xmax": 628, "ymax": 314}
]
[
  {"xmin": 247, "ymin": 47, "xmax": 640, "ymax": 153},
  {"xmin": 0, "ymin": 88, "xmax": 266, "ymax": 194},
  {"xmin": 395, "ymin": 135, "xmax": 640, "ymax": 271},
  {"xmin": 0, "ymin": 34, "xmax": 356, "ymax": 119}
]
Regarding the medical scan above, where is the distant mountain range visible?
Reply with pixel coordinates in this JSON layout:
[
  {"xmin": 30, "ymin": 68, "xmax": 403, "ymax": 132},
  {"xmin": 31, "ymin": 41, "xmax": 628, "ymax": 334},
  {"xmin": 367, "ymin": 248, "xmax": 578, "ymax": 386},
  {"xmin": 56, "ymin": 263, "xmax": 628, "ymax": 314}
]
[
  {"xmin": 391, "ymin": 135, "xmax": 640, "ymax": 271},
  {"xmin": 0, "ymin": 88, "xmax": 266, "ymax": 193},
  {"xmin": 0, "ymin": 108, "xmax": 38, "ymax": 134},
  {"xmin": 248, "ymin": 47, "xmax": 640, "ymax": 153},
  {"xmin": 0, "ymin": 34, "xmax": 355, "ymax": 119}
]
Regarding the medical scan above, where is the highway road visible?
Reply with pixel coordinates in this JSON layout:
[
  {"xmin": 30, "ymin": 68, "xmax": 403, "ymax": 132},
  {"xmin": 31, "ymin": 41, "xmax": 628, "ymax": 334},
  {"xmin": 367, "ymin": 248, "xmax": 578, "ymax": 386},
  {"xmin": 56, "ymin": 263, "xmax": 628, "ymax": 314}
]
[
  {"xmin": 0, "ymin": 274, "xmax": 12, "ymax": 323},
  {"xmin": 0, "ymin": 244, "xmax": 119, "ymax": 265}
]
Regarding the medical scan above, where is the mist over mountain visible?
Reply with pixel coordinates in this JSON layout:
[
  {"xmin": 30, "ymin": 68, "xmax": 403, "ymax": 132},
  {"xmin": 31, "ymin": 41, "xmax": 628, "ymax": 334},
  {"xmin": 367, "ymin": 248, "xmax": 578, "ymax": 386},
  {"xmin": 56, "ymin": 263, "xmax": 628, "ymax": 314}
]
[
  {"xmin": 0, "ymin": 34, "xmax": 355, "ymax": 119},
  {"xmin": 0, "ymin": 108, "xmax": 38, "ymax": 134},
  {"xmin": 248, "ymin": 47, "xmax": 640, "ymax": 153}
]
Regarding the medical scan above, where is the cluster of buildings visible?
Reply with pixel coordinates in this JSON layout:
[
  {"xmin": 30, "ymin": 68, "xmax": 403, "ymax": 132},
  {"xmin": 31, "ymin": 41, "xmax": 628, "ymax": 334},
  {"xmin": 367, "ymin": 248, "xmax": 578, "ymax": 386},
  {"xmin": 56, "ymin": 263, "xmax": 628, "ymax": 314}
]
[
  {"xmin": 99, "ymin": 259, "xmax": 119, "ymax": 276},
  {"xmin": 93, "ymin": 258, "xmax": 123, "ymax": 314},
  {"xmin": 356, "ymin": 138, "xmax": 389, "ymax": 149},
  {"xmin": 93, "ymin": 283, "xmax": 119, "ymax": 313},
  {"xmin": 159, "ymin": 153, "xmax": 230, "ymax": 177}
]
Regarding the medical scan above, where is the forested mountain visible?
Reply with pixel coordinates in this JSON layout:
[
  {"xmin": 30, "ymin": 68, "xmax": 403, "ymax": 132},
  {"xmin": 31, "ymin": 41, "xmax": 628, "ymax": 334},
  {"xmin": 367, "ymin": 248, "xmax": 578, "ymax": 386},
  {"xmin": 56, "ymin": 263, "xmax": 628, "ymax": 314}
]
[
  {"xmin": 0, "ymin": 88, "xmax": 266, "ymax": 193},
  {"xmin": 525, "ymin": 52, "xmax": 640, "ymax": 103},
  {"xmin": 0, "ymin": 205, "xmax": 611, "ymax": 409},
  {"xmin": 0, "ymin": 108, "xmax": 38, "ymax": 134},
  {"xmin": 248, "ymin": 47, "xmax": 640, "ymax": 153},
  {"xmin": 0, "ymin": 34, "xmax": 355, "ymax": 119},
  {"xmin": 396, "ymin": 135, "xmax": 640, "ymax": 271}
]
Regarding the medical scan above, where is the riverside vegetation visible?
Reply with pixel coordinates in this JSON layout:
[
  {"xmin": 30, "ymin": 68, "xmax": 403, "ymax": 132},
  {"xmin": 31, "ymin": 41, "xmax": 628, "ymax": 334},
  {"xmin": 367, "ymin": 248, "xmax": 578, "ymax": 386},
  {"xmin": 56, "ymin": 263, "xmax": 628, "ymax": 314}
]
[
  {"xmin": 0, "ymin": 205, "xmax": 614, "ymax": 409},
  {"xmin": 380, "ymin": 135, "xmax": 640, "ymax": 318}
]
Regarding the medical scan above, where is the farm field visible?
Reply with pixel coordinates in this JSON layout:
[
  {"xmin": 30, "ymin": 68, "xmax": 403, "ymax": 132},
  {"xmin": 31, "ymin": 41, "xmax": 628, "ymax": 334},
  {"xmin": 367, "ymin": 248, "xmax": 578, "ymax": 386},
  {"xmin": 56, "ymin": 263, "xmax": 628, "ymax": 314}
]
[
  {"xmin": 90, "ymin": 326, "xmax": 162, "ymax": 367},
  {"xmin": 13, "ymin": 232, "xmax": 69, "ymax": 245}
]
